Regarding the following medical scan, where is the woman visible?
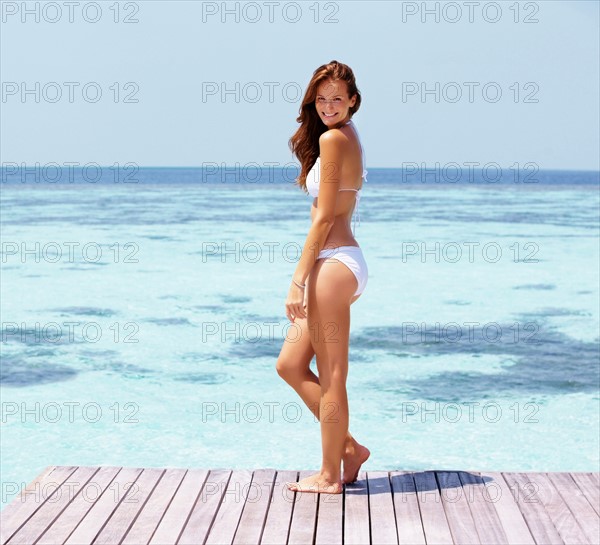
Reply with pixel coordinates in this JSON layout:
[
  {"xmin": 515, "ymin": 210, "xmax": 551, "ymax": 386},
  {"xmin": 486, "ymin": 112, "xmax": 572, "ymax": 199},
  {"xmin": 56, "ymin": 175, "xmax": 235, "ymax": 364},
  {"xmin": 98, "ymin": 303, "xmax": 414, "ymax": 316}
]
[{"xmin": 276, "ymin": 60, "xmax": 371, "ymax": 494}]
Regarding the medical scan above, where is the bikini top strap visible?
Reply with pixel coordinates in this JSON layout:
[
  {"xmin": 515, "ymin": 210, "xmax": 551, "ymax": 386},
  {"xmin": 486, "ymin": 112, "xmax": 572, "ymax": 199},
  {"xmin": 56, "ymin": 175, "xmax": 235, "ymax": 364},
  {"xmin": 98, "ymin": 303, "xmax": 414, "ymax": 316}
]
[
  {"xmin": 345, "ymin": 120, "xmax": 365, "ymax": 236},
  {"xmin": 348, "ymin": 120, "xmax": 367, "ymax": 180}
]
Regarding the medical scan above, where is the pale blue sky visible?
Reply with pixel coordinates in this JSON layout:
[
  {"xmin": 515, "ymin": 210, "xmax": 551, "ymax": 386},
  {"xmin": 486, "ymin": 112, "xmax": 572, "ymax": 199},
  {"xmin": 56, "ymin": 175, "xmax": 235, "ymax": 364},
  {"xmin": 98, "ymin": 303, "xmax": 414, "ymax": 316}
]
[{"xmin": 1, "ymin": 0, "xmax": 599, "ymax": 170}]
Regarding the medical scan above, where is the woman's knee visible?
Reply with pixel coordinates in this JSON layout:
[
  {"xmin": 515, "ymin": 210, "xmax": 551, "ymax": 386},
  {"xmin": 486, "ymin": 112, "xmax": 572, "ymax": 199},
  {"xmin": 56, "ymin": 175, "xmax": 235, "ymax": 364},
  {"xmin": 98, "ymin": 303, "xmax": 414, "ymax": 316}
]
[
  {"xmin": 275, "ymin": 356, "xmax": 309, "ymax": 380},
  {"xmin": 324, "ymin": 361, "xmax": 349, "ymax": 380},
  {"xmin": 275, "ymin": 357, "xmax": 290, "ymax": 378},
  {"xmin": 314, "ymin": 355, "xmax": 348, "ymax": 381}
]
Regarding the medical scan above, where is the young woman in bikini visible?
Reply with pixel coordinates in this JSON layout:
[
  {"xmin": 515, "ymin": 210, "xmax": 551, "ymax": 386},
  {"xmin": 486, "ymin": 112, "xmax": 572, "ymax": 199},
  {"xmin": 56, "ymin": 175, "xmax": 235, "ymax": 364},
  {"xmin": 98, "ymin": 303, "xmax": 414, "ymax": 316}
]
[{"xmin": 276, "ymin": 60, "xmax": 371, "ymax": 494}]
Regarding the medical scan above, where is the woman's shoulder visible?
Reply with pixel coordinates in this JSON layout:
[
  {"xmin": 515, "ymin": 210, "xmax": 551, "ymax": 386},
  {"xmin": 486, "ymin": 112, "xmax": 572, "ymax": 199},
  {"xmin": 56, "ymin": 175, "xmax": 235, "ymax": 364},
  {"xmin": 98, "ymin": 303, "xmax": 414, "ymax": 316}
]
[{"xmin": 318, "ymin": 128, "xmax": 349, "ymax": 149}]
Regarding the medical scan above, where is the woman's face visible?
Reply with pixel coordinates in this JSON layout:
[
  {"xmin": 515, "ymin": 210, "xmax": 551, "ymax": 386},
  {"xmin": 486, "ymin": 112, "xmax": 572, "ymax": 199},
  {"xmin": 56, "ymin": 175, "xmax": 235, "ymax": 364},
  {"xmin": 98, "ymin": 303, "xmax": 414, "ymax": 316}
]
[{"xmin": 314, "ymin": 79, "xmax": 356, "ymax": 128}]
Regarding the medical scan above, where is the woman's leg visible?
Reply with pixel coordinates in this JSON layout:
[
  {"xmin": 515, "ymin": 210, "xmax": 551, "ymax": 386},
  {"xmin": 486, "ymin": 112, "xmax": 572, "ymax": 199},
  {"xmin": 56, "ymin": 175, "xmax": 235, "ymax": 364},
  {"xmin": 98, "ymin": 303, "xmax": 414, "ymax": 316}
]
[
  {"xmin": 277, "ymin": 269, "xmax": 324, "ymax": 414},
  {"xmin": 275, "ymin": 278, "xmax": 361, "ymax": 453},
  {"xmin": 286, "ymin": 257, "xmax": 362, "ymax": 493}
]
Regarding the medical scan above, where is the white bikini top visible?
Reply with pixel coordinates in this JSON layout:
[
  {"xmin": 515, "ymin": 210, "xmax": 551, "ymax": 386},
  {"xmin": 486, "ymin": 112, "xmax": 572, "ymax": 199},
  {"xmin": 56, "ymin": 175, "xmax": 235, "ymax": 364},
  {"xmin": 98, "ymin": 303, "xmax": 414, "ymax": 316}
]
[{"xmin": 305, "ymin": 119, "xmax": 368, "ymax": 236}]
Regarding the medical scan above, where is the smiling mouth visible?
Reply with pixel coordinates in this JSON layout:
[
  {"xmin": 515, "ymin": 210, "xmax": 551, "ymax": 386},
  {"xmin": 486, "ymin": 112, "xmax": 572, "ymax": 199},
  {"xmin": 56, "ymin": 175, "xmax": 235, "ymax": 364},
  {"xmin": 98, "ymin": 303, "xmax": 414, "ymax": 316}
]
[{"xmin": 323, "ymin": 113, "xmax": 337, "ymax": 118}]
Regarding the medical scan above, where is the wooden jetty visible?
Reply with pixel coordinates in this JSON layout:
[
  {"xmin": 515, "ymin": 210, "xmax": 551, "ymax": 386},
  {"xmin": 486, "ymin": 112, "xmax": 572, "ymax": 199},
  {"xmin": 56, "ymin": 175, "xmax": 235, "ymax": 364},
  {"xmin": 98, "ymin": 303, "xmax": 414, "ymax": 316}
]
[{"xmin": 1, "ymin": 466, "xmax": 598, "ymax": 544}]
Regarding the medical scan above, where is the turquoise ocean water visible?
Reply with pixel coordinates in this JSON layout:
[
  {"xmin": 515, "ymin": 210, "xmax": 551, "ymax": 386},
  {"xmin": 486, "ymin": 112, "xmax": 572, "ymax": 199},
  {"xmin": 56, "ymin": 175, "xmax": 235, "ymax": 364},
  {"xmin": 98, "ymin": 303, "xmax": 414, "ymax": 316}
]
[{"xmin": 1, "ymin": 168, "xmax": 599, "ymax": 509}]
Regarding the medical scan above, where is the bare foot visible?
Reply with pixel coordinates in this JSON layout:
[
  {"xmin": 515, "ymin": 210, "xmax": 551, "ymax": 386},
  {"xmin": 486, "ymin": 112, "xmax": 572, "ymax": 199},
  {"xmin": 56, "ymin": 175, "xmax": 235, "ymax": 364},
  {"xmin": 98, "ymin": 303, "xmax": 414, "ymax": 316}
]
[
  {"xmin": 286, "ymin": 472, "xmax": 343, "ymax": 494},
  {"xmin": 342, "ymin": 443, "xmax": 370, "ymax": 484}
]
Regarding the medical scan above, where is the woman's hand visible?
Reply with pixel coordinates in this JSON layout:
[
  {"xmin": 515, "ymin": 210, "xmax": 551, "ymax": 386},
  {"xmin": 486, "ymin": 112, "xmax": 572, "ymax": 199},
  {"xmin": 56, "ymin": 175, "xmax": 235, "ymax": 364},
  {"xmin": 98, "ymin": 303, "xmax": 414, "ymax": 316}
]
[{"xmin": 285, "ymin": 282, "xmax": 307, "ymax": 322}]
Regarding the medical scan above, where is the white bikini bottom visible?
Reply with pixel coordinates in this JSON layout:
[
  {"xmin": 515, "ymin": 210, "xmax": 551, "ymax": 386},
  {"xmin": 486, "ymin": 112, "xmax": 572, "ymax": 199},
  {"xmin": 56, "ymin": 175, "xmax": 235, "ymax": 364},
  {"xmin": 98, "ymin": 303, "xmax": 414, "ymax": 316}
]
[{"xmin": 316, "ymin": 245, "xmax": 368, "ymax": 296}]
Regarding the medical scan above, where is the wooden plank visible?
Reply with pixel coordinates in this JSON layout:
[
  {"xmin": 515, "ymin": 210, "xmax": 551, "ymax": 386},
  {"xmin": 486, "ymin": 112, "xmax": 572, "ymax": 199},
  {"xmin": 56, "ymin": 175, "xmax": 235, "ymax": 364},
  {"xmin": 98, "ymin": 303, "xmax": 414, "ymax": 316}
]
[
  {"xmin": 524, "ymin": 472, "xmax": 589, "ymax": 544},
  {"xmin": 178, "ymin": 469, "xmax": 231, "ymax": 545},
  {"xmin": 287, "ymin": 470, "xmax": 319, "ymax": 545},
  {"xmin": 64, "ymin": 467, "xmax": 143, "ymax": 545},
  {"xmin": 314, "ymin": 475, "xmax": 343, "ymax": 545},
  {"xmin": 7, "ymin": 466, "xmax": 99, "ymax": 545},
  {"xmin": 204, "ymin": 469, "xmax": 253, "ymax": 545},
  {"xmin": 37, "ymin": 466, "xmax": 122, "ymax": 545},
  {"xmin": 548, "ymin": 472, "xmax": 599, "ymax": 544},
  {"xmin": 367, "ymin": 471, "xmax": 397, "ymax": 545},
  {"xmin": 233, "ymin": 469, "xmax": 276, "ymax": 545},
  {"xmin": 390, "ymin": 471, "xmax": 425, "ymax": 545},
  {"xmin": 571, "ymin": 473, "xmax": 600, "ymax": 516},
  {"xmin": 413, "ymin": 470, "xmax": 453, "ymax": 544},
  {"xmin": 150, "ymin": 469, "xmax": 208, "ymax": 545},
  {"xmin": 457, "ymin": 471, "xmax": 508, "ymax": 545},
  {"xmin": 0, "ymin": 465, "xmax": 56, "ymax": 545},
  {"xmin": 121, "ymin": 468, "xmax": 186, "ymax": 545},
  {"xmin": 480, "ymin": 472, "xmax": 535, "ymax": 545},
  {"xmin": 1, "ymin": 466, "xmax": 55, "ymax": 545},
  {"xmin": 1, "ymin": 466, "xmax": 76, "ymax": 545},
  {"xmin": 344, "ymin": 471, "xmax": 370, "ymax": 545},
  {"xmin": 260, "ymin": 470, "xmax": 298, "ymax": 545},
  {"xmin": 437, "ymin": 471, "xmax": 480, "ymax": 544},
  {"xmin": 501, "ymin": 472, "xmax": 563, "ymax": 544},
  {"xmin": 94, "ymin": 468, "xmax": 164, "ymax": 545}
]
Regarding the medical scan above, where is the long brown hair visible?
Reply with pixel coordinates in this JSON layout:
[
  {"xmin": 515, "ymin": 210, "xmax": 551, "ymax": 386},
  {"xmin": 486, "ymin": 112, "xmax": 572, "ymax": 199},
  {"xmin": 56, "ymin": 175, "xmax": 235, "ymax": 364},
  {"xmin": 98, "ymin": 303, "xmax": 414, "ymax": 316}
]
[{"xmin": 289, "ymin": 60, "xmax": 362, "ymax": 193}]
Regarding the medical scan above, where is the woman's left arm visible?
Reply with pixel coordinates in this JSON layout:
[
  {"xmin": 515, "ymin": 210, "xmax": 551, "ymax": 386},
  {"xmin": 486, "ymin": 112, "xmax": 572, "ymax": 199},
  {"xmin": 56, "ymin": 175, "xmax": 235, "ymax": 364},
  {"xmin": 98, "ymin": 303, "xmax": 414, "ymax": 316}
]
[{"xmin": 285, "ymin": 130, "xmax": 345, "ymax": 322}]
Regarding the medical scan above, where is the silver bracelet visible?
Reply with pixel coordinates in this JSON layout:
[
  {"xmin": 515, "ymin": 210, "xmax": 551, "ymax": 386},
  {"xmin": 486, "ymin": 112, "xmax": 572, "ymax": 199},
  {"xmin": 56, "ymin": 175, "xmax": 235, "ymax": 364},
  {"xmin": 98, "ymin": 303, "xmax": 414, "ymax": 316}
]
[{"xmin": 292, "ymin": 278, "xmax": 306, "ymax": 289}]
